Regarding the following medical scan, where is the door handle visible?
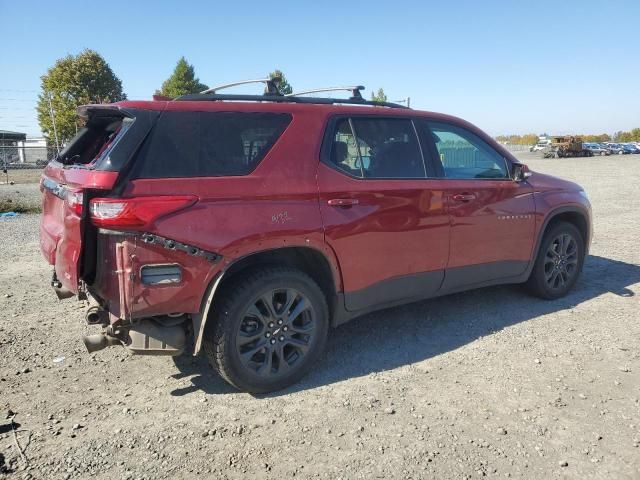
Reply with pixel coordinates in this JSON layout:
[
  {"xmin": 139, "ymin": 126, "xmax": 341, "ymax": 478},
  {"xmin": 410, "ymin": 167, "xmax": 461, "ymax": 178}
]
[
  {"xmin": 452, "ymin": 193, "xmax": 476, "ymax": 202},
  {"xmin": 327, "ymin": 198, "xmax": 359, "ymax": 207}
]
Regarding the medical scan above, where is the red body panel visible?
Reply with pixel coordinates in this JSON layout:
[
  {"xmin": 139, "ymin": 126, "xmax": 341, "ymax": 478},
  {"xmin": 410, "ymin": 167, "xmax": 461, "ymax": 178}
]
[
  {"xmin": 317, "ymin": 164, "xmax": 449, "ymax": 293},
  {"xmin": 39, "ymin": 99, "xmax": 591, "ymax": 322},
  {"xmin": 40, "ymin": 164, "xmax": 119, "ymax": 292},
  {"xmin": 443, "ymin": 180, "xmax": 535, "ymax": 268}
]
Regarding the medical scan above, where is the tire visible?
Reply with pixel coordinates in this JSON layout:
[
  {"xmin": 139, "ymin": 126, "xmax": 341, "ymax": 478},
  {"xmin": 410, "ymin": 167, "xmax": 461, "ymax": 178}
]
[
  {"xmin": 202, "ymin": 267, "xmax": 329, "ymax": 393},
  {"xmin": 526, "ymin": 222, "xmax": 585, "ymax": 299}
]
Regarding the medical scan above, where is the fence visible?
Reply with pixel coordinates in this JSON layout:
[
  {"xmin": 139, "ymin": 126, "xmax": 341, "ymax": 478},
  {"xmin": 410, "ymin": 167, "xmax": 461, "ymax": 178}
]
[
  {"xmin": 1, "ymin": 145, "xmax": 56, "ymax": 169},
  {"xmin": 501, "ymin": 144, "xmax": 531, "ymax": 153}
]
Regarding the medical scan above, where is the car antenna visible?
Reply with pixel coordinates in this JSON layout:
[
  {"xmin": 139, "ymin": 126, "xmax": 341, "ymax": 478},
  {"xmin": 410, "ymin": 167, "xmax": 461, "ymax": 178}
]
[{"xmin": 200, "ymin": 77, "xmax": 283, "ymax": 96}]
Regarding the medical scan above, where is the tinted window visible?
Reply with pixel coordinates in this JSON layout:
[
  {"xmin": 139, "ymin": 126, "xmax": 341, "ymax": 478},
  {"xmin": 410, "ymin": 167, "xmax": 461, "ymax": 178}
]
[
  {"xmin": 132, "ymin": 112, "xmax": 291, "ymax": 178},
  {"xmin": 426, "ymin": 122, "xmax": 509, "ymax": 179},
  {"xmin": 329, "ymin": 117, "xmax": 426, "ymax": 179}
]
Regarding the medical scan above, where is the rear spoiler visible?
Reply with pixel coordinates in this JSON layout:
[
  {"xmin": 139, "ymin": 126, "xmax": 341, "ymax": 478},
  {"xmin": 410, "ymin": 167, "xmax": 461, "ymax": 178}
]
[{"xmin": 77, "ymin": 104, "xmax": 136, "ymax": 121}]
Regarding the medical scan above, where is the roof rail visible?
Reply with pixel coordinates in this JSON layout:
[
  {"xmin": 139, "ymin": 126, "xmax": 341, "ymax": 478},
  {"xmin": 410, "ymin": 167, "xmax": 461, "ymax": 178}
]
[
  {"xmin": 174, "ymin": 93, "xmax": 409, "ymax": 109},
  {"xmin": 286, "ymin": 85, "xmax": 364, "ymax": 100},
  {"xmin": 200, "ymin": 77, "xmax": 282, "ymax": 95}
]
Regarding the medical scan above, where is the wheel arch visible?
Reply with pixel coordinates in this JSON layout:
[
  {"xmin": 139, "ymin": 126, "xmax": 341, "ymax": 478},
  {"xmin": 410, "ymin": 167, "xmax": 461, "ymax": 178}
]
[
  {"xmin": 533, "ymin": 206, "xmax": 591, "ymax": 264},
  {"xmin": 192, "ymin": 246, "xmax": 342, "ymax": 354}
]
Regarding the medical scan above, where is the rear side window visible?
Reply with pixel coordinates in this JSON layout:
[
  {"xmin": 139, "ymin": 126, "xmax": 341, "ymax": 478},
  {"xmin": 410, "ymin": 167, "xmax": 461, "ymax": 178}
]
[
  {"xmin": 132, "ymin": 112, "xmax": 291, "ymax": 178},
  {"xmin": 329, "ymin": 117, "xmax": 426, "ymax": 179}
]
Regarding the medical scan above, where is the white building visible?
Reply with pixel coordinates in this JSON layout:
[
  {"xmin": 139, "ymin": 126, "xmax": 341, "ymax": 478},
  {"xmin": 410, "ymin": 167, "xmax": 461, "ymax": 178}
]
[{"xmin": 17, "ymin": 137, "xmax": 49, "ymax": 164}]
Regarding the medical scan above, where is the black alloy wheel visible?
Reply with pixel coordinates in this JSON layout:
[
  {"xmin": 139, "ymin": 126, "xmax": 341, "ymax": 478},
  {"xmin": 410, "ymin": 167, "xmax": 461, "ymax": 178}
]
[
  {"xmin": 543, "ymin": 233, "xmax": 579, "ymax": 291},
  {"xmin": 203, "ymin": 267, "xmax": 329, "ymax": 393},
  {"xmin": 236, "ymin": 288, "xmax": 317, "ymax": 378},
  {"xmin": 526, "ymin": 222, "xmax": 585, "ymax": 299}
]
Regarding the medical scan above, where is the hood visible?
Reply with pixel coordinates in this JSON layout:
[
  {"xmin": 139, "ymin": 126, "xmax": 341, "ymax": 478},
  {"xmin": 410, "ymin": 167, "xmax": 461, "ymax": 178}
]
[{"xmin": 526, "ymin": 171, "xmax": 583, "ymax": 193}]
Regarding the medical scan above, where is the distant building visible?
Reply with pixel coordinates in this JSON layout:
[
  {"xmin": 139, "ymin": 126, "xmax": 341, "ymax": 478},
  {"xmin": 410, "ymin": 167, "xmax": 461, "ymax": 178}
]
[
  {"xmin": 0, "ymin": 131, "xmax": 52, "ymax": 165},
  {"xmin": 18, "ymin": 137, "xmax": 49, "ymax": 164},
  {"xmin": 0, "ymin": 130, "xmax": 27, "ymax": 165}
]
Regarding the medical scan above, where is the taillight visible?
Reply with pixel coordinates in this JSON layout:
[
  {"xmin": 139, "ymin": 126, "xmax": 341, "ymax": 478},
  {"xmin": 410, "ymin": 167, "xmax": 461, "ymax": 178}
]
[
  {"xmin": 89, "ymin": 196, "xmax": 197, "ymax": 229},
  {"xmin": 65, "ymin": 189, "xmax": 84, "ymax": 216}
]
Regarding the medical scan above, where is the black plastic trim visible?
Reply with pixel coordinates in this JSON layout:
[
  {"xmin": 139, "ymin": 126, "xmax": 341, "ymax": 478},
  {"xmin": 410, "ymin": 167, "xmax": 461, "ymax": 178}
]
[
  {"xmin": 139, "ymin": 233, "xmax": 222, "ymax": 263},
  {"xmin": 333, "ymin": 260, "xmax": 532, "ymax": 326},
  {"xmin": 345, "ymin": 270, "xmax": 444, "ymax": 311},
  {"xmin": 440, "ymin": 260, "xmax": 528, "ymax": 291},
  {"xmin": 531, "ymin": 205, "xmax": 592, "ymax": 262}
]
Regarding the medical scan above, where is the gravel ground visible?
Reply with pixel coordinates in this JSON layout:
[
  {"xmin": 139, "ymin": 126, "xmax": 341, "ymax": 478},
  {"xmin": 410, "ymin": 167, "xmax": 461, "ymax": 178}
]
[
  {"xmin": 1, "ymin": 154, "xmax": 639, "ymax": 479},
  {"xmin": 1, "ymin": 169, "xmax": 43, "ymax": 186},
  {"xmin": 0, "ymin": 183, "xmax": 41, "ymax": 213}
]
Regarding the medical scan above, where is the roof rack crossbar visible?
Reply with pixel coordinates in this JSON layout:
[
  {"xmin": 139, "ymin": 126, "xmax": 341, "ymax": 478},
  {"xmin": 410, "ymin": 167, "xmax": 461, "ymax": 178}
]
[
  {"xmin": 200, "ymin": 78, "xmax": 282, "ymax": 96},
  {"xmin": 175, "ymin": 93, "xmax": 409, "ymax": 109},
  {"xmin": 286, "ymin": 85, "xmax": 364, "ymax": 100}
]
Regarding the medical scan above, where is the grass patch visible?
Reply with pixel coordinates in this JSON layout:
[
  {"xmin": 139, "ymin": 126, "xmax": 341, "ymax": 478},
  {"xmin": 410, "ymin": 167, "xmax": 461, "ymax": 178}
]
[{"xmin": 0, "ymin": 198, "xmax": 41, "ymax": 214}]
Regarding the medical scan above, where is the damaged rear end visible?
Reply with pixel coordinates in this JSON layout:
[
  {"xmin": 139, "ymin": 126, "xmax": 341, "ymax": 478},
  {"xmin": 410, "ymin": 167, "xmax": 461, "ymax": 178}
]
[{"xmin": 39, "ymin": 103, "xmax": 219, "ymax": 356}]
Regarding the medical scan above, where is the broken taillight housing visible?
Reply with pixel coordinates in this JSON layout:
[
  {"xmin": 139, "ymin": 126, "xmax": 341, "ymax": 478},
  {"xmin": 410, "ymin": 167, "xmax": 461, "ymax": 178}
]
[
  {"xmin": 65, "ymin": 189, "xmax": 84, "ymax": 216},
  {"xmin": 89, "ymin": 196, "xmax": 197, "ymax": 229}
]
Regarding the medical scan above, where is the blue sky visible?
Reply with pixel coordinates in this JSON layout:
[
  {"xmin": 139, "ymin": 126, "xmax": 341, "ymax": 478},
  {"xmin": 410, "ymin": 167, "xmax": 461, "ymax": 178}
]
[{"xmin": 1, "ymin": 0, "xmax": 639, "ymax": 137}]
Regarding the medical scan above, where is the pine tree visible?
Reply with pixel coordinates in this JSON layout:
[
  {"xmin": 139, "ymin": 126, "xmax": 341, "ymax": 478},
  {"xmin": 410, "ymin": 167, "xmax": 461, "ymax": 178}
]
[{"xmin": 157, "ymin": 57, "xmax": 208, "ymax": 98}]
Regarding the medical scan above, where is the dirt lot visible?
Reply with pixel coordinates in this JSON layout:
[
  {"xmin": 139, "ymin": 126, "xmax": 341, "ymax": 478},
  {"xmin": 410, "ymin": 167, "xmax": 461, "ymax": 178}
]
[
  {"xmin": 1, "ymin": 169, "xmax": 42, "ymax": 186},
  {"xmin": 1, "ymin": 154, "xmax": 639, "ymax": 479}
]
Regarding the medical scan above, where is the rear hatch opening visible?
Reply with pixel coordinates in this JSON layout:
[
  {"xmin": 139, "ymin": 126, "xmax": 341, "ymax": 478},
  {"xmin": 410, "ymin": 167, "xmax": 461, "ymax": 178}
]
[{"xmin": 55, "ymin": 109, "xmax": 129, "ymax": 168}]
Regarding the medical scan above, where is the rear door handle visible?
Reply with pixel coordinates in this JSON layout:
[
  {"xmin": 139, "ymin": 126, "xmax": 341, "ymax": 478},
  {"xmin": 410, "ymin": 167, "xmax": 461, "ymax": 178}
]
[
  {"xmin": 327, "ymin": 198, "xmax": 359, "ymax": 207},
  {"xmin": 452, "ymin": 193, "xmax": 476, "ymax": 202}
]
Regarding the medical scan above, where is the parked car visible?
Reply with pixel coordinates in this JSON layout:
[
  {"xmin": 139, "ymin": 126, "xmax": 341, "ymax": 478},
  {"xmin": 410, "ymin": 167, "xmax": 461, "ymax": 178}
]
[
  {"xmin": 603, "ymin": 143, "xmax": 626, "ymax": 154},
  {"xmin": 583, "ymin": 143, "xmax": 610, "ymax": 156},
  {"xmin": 529, "ymin": 142, "xmax": 551, "ymax": 152},
  {"xmin": 622, "ymin": 143, "xmax": 640, "ymax": 154},
  {"xmin": 39, "ymin": 83, "xmax": 592, "ymax": 393}
]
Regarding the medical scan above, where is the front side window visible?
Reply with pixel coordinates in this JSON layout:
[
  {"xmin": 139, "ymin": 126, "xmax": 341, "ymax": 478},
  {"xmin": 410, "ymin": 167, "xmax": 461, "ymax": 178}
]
[
  {"xmin": 329, "ymin": 117, "xmax": 426, "ymax": 179},
  {"xmin": 426, "ymin": 122, "xmax": 509, "ymax": 179},
  {"xmin": 132, "ymin": 112, "xmax": 291, "ymax": 178}
]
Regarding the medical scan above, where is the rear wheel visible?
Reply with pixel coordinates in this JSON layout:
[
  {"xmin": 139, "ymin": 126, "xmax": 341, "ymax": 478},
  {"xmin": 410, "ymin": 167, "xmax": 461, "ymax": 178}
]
[
  {"xmin": 203, "ymin": 267, "xmax": 329, "ymax": 393},
  {"xmin": 526, "ymin": 222, "xmax": 585, "ymax": 299}
]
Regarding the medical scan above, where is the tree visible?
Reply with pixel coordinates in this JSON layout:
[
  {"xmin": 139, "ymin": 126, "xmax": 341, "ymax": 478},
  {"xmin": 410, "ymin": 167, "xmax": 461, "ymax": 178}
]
[
  {"xmin": 520, "ymin": 134, "xmax": 538, "ymax": 145},
  {"xmin": 583, "ymin": 133, "xmax": 611, "ymax": 143},
  {"xmin": 157, "ymin": 57, "xmax": 208, "ymax": 98},
  {"xmin": 36, "ymin": 49, "xmax": 125, "ymax": 145},
  {"xmin": 268, "ymin": 69, "xmax": 292, "ymax": 95},
  {"xmin": 618, "ymin": 131, "xmax": 633, "ymax": 142},
  {"xmin": 614, "ymin": 128, "xmax": 640, "ymax": 142},
  {"xmin": 371, "ymin": 88, "xmax": 387, "ymax": 102}
]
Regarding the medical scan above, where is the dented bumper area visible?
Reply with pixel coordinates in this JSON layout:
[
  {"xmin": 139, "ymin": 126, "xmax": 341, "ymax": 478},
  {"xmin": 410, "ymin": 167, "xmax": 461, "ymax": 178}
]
[{"xmin": 78, "ymin": 229, "xmax": 222, "ymax": 356}]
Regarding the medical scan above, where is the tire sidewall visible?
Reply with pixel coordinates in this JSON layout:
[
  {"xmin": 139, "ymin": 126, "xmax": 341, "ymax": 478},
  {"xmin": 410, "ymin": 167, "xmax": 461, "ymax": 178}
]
[{"xmin": 531, "ymin": 222, "xmax": 585, "ymax": 299}]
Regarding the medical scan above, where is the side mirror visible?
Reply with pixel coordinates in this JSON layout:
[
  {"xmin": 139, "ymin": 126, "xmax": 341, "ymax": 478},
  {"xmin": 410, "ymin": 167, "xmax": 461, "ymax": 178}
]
[{"xmin": 512, "ymin": 163, "xmax": 532, "ymax": 182}]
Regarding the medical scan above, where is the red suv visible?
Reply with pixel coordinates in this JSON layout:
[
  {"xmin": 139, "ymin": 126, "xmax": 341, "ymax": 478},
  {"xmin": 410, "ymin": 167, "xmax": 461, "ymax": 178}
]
[{"xmin": 40, "ymin": 83, "xmax": 591, "ymax": 393}]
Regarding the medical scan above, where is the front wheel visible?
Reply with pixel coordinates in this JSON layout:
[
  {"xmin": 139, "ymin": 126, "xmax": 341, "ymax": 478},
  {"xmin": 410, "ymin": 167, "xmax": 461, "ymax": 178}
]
[
  {"xmin": 526, "ymin": 222, "xmax": 585, "ymax": 299},
  {"xmin": 203, "ymin": 267, "xmax": 329, "ymax": 393}
]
